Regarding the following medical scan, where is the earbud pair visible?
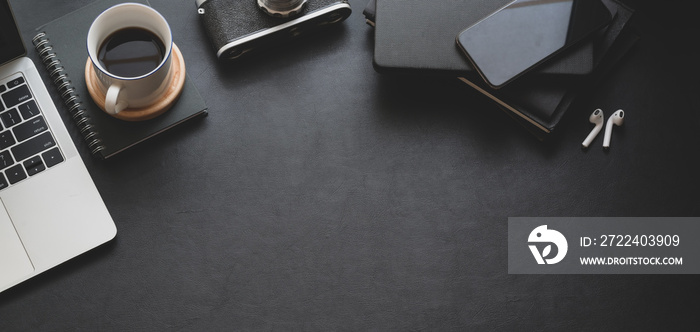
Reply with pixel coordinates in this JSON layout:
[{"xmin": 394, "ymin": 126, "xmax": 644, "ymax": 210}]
[{"xmin": 581, "ymin": 109, "xmax": 625, "ymax": 149}]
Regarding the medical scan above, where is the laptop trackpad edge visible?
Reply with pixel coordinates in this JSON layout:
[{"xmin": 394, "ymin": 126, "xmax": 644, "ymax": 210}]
[{"xmin": 0, "ymin": 198, "xmax": 34, "ymax": 290}]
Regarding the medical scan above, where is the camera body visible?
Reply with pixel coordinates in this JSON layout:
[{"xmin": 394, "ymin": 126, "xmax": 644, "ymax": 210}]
[{"xmin": 196, "ymin": 0, "xmax": 352, "ymax": 60}]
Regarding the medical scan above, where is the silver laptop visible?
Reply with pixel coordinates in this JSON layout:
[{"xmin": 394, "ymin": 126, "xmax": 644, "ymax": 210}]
[{"xmin": 0, "ymin": 0, "xmax": 116, "ymax": 293}]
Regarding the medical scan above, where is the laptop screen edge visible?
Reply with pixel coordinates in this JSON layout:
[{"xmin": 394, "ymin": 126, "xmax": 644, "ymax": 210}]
[{"xmin": 0, "ymin": 0, "xmax": 28, "ymax": 66}]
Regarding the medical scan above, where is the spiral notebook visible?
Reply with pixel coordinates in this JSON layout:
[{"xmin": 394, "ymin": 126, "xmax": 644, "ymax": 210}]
[{"xmin": 31, "ymin": 0, "xmax": 207, "ymax": 159}]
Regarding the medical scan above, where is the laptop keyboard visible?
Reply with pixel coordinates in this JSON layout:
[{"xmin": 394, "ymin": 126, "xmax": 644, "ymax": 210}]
[{"xmin": 0, "ymin": 73, "xmax": 64, "ymax": 191}]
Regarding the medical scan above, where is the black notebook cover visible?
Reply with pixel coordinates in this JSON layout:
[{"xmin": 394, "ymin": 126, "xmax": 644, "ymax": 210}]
[
  {"xmin": 371, "ymin": 0, "xmax": 634, "ymax": 134},
  {"xmin": 372, "ymin": 0, "xmax": 597, "ymax": 78},
  {"xmin": 32, "ymin": 0, "xmax": 208, "ymax": 159}
]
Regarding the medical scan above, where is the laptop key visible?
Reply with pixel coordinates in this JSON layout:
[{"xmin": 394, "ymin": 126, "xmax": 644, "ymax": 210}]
[
  {"xmin": 1, "ymin": 84, "xmax": 31, "ymax": 109},
  {"xmin": 11, "ymin": 131, "xmax": 56, "ymax": 162},
  {"xmin": 7, "ymin": 77, "xmax": 25, "ymax": 89},
  {"xmin": 5, "ymin": 164, "xmax": 26, "ymax": 185},
  {"xmin": 23, "ymin": 156, "xmax": 45, "ymax": 176},
  {"xmin": 0, "ymin": 173, "xmax": 8, "ymax": 190},
  {"xmin": 1, "ymin": 108, "xmax": 21, "ymax": 128},
  {"xmin": 0, "ymin": 130, "xmax": 15, "ymax": 150},
  {"xmin": 18, "ymin": 100, "xmax": 40, "ymax": 120},
  {"xmin": 0, "ymin": 151, "xmax": 14, "ymax": 170},
  {"xmin": 42, "ymin": 148, "xmax": 64, "ymax": 168},
  {"xmin": 13, "ymin": 115, "xmax": 47, "ymax": 142}
]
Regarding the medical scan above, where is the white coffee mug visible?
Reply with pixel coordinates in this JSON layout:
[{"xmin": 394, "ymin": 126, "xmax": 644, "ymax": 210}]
[{"xmin": 87, "ymin": 3, "xmax": 173, "ymax": 114}]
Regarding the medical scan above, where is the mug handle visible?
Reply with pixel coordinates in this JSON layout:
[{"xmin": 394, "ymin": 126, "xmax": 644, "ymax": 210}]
[{"xmin": 105, "ymin": 83, "xmax": 129, "ymax": 114}]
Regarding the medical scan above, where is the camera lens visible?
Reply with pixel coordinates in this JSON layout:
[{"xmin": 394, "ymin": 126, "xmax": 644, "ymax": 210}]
[{"xmin": 257, "ymin": 0, "xmax": 307, "ymax": 18}]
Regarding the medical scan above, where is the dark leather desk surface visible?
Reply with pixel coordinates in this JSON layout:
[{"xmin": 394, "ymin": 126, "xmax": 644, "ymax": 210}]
[{"xmin": 2, "ymin": 0, "xmax": 699, "ymax": 330}]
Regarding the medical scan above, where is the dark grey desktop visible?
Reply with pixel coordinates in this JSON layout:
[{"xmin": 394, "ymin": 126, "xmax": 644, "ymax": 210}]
[{"xmin": 1, "ymin": 0, "xmax": 699, "ymax": 329}]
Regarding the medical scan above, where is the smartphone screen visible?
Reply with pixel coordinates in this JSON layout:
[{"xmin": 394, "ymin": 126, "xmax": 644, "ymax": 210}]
[{"xmin": 456, "ymin": 0, "xmax": 612, "ymax": 89}]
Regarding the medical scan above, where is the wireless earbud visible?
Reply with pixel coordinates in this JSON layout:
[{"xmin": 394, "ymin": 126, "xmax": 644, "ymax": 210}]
[
  {"xmin": 582, "ymin": 109, "xmax": 604, "ymax": 148},
  {"xmin": 603, "ymin": 109, "xmax": 624, "ymax": 150}
]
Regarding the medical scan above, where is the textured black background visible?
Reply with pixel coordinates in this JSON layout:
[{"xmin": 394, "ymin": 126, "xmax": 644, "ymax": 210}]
[{"xmin": 2, "ymin": 0, "xmax": 699, "ymax": 330}]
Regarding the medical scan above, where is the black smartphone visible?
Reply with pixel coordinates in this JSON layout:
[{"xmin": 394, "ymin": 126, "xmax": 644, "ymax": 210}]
[{"xmin": 456, "ymin": 0, "xmax": 612, "ymax": 89}]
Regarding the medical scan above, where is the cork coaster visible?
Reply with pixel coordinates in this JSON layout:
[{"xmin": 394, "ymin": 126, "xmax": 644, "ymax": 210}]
[{"xmin": 85, "ymin": 43, "xmax": 186, "ymax": 121}]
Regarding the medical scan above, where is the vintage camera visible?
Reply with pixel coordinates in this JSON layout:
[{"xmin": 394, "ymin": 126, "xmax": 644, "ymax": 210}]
[{"xmin": 196, "ymin": 0, "xmax": 352, "ymax": 60}]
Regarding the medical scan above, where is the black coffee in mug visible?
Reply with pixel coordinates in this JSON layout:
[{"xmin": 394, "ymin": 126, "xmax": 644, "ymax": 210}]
[{"xmin": 97, "ymin": 27, "xmax": 166, "ymax": 78}]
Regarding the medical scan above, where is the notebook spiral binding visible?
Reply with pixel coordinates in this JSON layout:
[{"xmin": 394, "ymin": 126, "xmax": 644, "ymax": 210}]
[{"xmin": 31, "ymin": 32, "xmax": 106, "ymax": 156}]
